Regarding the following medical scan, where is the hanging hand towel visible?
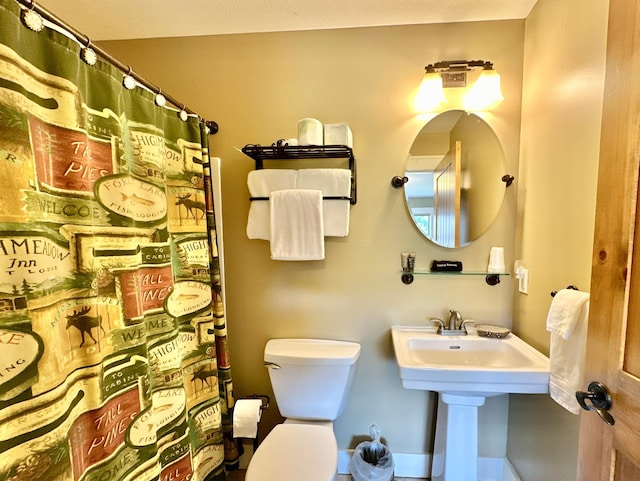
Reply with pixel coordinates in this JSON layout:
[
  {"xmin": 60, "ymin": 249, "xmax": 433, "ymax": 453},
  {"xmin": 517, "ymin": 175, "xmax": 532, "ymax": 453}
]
[
  {"xmin": 297, "ymin": 168, "xmax": 351, "ymax": 237},
  {"xmin": 247, "ymin": 169, "xmax": 297, "ymax": 240},
  {"xmin": 270, "ymin": 189, "xmax": 325, "ymax": 261},
  {"xmin": 546, "ymin": 289, "xmax": 590, "ymax": 414}
]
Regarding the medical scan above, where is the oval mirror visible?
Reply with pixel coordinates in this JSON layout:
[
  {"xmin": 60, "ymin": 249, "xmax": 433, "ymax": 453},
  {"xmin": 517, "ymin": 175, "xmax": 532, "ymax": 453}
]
[{"xmin": 405, "ymin": 110, "xmax": 507, "ymax": 248}]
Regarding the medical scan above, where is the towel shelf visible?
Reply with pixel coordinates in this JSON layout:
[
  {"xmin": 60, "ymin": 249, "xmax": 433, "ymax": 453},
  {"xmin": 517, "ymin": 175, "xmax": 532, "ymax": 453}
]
[{"xmin": 242, "ymin": 144, "xmax": 357, "ymax": 205}]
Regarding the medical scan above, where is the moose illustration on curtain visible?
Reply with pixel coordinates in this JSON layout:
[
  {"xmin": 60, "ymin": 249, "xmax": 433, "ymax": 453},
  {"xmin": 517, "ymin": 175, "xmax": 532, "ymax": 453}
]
[{"xmin": 0, "ymin": 1, "xmax": 236, "ymax": 481}]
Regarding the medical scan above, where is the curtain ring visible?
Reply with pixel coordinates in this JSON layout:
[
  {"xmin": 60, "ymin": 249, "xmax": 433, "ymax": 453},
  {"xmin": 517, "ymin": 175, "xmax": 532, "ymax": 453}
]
[
  {"xmin": 80, "ymin": 39, "xmax": 97, "ymax": 65},
  {"xmin": 122, "ymin": 66, "xmax": 136, "ymax": 90},
  {"xmin": 21, "ymin": 1, "xmax": 45, "ymax": 32},
  {"xmin": 155, "ymin": 89, "xmax": 167, "ymax": 107},
  {"xmin": 178, "ymin": 105, "xmax": 189, "ymax": 122}
]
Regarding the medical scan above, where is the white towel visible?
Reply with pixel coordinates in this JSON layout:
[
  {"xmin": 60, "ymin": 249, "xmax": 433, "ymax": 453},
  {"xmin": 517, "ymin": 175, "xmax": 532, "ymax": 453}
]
[
  {"xmin": 546, "ymin": 289, "xmax": 590, "ymax": 414},
  {"xmin": 297, "ymin": 168, "xmax": 351, "ymax": 237},
  {"xmin": 247, "ymin": 169, "xmax": 297, "ymax": 240},
  {"xmin": 270, "ymin": 189, "xmax": 324, "ymax": 261}
]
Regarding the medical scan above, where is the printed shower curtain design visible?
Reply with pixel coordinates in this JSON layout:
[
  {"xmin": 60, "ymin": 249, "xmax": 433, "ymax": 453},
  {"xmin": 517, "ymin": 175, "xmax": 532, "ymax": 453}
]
[{"xmin": 0, "ymin": 2, "xmax": 235, "ymax": 480}]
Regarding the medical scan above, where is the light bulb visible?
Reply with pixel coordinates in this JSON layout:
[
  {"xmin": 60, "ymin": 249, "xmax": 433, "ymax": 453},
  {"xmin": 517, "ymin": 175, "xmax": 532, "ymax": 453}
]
[
  {"xmin": 415, "ymin": 70, "xmax": 446, "ymax": 112},
  {"xmin": 464, "ymin": 68, "xmax": 504, "ymax": 110}
]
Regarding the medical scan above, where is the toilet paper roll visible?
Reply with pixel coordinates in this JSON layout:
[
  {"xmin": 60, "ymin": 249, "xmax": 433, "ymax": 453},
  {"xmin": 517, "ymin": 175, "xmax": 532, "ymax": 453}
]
[
  {"xmin": 233, "ymin": 399, "xmax": 263, "ymax": 438},
  {"xmin": 487, "ymin": 246, "xmax": 506, "ymax": 273},
  {"xmin": 297, "ymin": 118, "xmax": 323, "ymax": 145}
]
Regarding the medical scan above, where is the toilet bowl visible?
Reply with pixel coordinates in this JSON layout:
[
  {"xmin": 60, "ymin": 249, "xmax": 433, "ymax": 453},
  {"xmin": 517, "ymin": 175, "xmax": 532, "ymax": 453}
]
[
  {"xmin": 244, "ymin": 338, "xmax": 360, "ymax": 481},
  {"xmin": 246, "ymin": 423, "xmax": 337, "ymax": 481}
]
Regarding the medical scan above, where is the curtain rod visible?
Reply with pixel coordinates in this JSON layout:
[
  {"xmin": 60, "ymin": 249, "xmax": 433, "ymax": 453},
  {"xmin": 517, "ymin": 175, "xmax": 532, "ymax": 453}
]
[{"xmin": 15, "ymin": 0, "xmax": 219, "ymax": 134}]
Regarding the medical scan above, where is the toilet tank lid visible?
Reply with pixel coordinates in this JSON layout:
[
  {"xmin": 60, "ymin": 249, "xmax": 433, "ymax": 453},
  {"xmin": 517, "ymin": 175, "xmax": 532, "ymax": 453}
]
[{"xmin": 265, "ymin": 339, "xmax": 361, "ymax": 365}]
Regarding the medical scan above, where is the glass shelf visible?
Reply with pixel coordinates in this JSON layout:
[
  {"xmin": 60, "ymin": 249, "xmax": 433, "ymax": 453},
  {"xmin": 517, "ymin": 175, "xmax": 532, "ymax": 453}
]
[
  {"xmin": 400, "ymin": 270, "xmax": 509, "ymax": 286},
  {"xmin": 410, "ymin": 270, "xmax": 510, "ymax": 276}
]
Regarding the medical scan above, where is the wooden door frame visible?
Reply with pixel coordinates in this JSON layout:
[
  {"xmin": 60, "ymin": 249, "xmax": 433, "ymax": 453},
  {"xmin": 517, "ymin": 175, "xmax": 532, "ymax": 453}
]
[{"xmin": 577, "ymin": 0, "xmax": 640, "ymax": 478}]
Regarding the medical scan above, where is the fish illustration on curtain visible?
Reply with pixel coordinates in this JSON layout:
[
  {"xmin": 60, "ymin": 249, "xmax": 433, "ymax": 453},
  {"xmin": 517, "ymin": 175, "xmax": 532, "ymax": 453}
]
[{"xmin": 0, "ymin": 1, "xmax": 235, "ymax": 480}]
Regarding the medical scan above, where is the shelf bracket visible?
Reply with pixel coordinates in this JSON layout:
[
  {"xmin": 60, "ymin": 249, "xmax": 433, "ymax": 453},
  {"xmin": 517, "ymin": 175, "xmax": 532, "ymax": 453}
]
[{"xmin": 401, "ymin": 272, "xmax": 414, "ymax": 284}]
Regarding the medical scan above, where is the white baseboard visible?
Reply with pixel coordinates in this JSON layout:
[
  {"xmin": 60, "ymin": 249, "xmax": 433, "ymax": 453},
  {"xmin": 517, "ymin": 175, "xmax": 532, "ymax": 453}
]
[
  {"xmin": 501, "ymin": 458, "xmax": 521, "ymax": 481},
  {"xmin": 338, "ymin": 450, "xmax": 521, "ymax": 480}
]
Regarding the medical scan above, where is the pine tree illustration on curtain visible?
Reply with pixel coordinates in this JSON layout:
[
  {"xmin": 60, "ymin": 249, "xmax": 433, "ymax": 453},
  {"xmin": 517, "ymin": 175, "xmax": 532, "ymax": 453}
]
[{"xmin": 0, "ymin": 1, "xmax": 236, "ymax": 480}]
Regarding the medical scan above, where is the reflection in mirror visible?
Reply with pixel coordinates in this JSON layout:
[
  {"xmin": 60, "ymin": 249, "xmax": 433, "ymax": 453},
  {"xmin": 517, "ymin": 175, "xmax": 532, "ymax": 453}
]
[{"xmin": 405, "ymin": 110, "xmax": 506, "ymax": 248}]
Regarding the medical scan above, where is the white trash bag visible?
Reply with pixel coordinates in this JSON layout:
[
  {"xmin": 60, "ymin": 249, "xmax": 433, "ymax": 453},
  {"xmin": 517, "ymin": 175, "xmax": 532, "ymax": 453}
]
[{"xmin": 349, "ymin": 424, "xmax": 394, "ymax": 481}]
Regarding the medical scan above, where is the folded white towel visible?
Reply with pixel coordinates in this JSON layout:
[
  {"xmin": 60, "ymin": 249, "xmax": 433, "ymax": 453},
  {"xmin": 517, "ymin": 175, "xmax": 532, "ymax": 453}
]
[
  {"xmin": 270, "ymin": 189, "xmax": 324, "ymax": 261},
  {"xmin": 546, "ymin": 289, "xmax": 590, "ymax": 414},
  {"xmin": 247, "ymin": 169, "xmax": 297, "ymax": 240},
  {"xmin": 546, "ymin": 289, "xmax": 590, "ymax": 339},
  {"xmin": 297, "ymin": 168, "xmax": 351, "ymax": 237}
]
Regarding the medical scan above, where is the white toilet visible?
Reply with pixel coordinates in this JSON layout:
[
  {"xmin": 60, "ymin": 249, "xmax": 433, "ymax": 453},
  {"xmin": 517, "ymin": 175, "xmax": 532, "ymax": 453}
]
[{"xmin": 245, "ymin": 338, "xmax": 361, "ymax": 481}]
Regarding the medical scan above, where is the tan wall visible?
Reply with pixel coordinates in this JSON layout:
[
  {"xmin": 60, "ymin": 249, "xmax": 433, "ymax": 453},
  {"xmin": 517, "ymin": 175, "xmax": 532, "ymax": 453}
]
[
  {"xmin": 508, "ymin": 0, "xmax": 609, "ymax": 478},
  {"xmin": 102, "ymin": 20, "xmax": 524, "ymax": 464}
]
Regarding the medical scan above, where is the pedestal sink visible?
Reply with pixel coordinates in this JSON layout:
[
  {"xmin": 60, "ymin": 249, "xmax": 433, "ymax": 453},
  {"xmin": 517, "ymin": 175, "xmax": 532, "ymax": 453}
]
[{"xmin": 391, "ymin": 326, "xmax": 550, "ymax": 481}]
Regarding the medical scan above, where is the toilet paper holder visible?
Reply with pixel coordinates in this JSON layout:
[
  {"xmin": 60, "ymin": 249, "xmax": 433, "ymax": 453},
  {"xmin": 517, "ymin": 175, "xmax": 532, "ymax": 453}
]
[
  {"xmin": 238, "ymin": 394, "xmax": 270, "ymax": 411},
  {"xmin": 235, "ymin": 395, "xmax": 270, "ymax": 450}
]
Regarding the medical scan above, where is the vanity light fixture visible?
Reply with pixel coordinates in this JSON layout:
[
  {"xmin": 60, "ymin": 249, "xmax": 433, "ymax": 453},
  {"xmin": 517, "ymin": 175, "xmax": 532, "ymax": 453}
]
[
  {"xmin": 415, "ymin": 65, "xmax": 446, "ymax": 112},
  {"xmin": 416, "ymin": 60, "xmax": 504, "ymax": 112}
]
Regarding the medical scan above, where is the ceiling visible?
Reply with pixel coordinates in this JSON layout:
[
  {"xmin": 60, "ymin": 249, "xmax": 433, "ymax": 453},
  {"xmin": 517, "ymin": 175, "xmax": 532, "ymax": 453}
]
[{"xmin": 35, "ymin": 0, "xmax": 539, "ymax": 41}]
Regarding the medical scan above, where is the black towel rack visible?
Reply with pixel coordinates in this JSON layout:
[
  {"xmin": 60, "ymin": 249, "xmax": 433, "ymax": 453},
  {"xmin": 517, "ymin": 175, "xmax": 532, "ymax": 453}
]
[
  {"xmin": 241, "ymin": 144, "xmax": 357, "ymax": 205},
  {"xmin": 551, "ymin": 285, "xmax": 579, "ymax": 297}
]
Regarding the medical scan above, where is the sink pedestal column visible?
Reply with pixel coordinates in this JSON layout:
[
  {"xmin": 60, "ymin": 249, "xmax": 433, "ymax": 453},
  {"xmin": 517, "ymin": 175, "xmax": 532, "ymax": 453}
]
[{"xmin": 431, "ymin": 393, "xmax": 486, "ymax": 481}]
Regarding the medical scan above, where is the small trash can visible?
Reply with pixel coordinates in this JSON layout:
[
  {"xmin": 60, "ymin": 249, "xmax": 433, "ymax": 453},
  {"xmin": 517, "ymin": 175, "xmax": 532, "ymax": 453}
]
[{"xmin": 349, "ymin": 424, "xmax": 394, "ymax": 481}]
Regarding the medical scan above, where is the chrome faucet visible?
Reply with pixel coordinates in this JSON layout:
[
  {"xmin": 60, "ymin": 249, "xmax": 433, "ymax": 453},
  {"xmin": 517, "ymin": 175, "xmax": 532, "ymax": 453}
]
[
  {"xmin": 448, "ymin": 310, "xmax": 462, "ymax": 330},
  {"xmin": 430, "ymin": 310, "xmax": 473, "ymax": 335}
]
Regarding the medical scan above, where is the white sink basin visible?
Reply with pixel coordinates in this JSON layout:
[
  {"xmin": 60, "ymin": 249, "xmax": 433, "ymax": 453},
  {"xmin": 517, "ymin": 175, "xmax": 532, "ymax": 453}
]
[{"xmin": 391, "ymin": 326, "xmax": 550, "ymax": 395}]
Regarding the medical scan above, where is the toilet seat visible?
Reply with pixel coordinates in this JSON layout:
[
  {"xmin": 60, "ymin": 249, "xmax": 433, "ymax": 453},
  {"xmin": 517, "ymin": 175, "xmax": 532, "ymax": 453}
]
[{"xmin": 245, "ymin": 423, "xmax": 338, "ymax": 481}]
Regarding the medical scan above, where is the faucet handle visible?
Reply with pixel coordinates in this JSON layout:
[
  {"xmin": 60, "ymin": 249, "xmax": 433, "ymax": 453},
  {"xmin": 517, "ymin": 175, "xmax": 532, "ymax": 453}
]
[
  {"xmin": 461, "ymin": 319, "xmax": 475, "ymax": 331},
  {"xmin": 430, "ymin": 318, "xmax": 444, "ymax": 331}
]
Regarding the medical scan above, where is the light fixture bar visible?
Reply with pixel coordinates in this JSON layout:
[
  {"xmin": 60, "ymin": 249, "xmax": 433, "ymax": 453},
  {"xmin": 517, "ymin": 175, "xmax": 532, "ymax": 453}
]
[
  {"xmin": 441, "ymin": 72, "xmax": 467, "ymax": 88},
  {"xmin": 416, "ymin": 59, "xmax": 503, "ymax": 112},
  {"xmin": 425, "ymin": 60, "xmax": 495, "ymax": 89},
  {"xmin": 429, "ymin": 60, "xmax": 491, "ymax": 71}
]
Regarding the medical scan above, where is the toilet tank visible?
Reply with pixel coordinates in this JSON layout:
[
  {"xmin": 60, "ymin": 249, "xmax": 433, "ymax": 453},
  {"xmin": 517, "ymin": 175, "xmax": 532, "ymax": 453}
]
[{"xmin": 264, "ymin": 338, "xmax": 361, "ymax": 421}]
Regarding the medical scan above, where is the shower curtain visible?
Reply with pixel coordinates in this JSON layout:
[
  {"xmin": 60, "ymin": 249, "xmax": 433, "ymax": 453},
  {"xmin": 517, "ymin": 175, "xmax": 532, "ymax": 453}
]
[{"xmin": 0, "ymin": 1, "xmax": 236, "ymax": 480}]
